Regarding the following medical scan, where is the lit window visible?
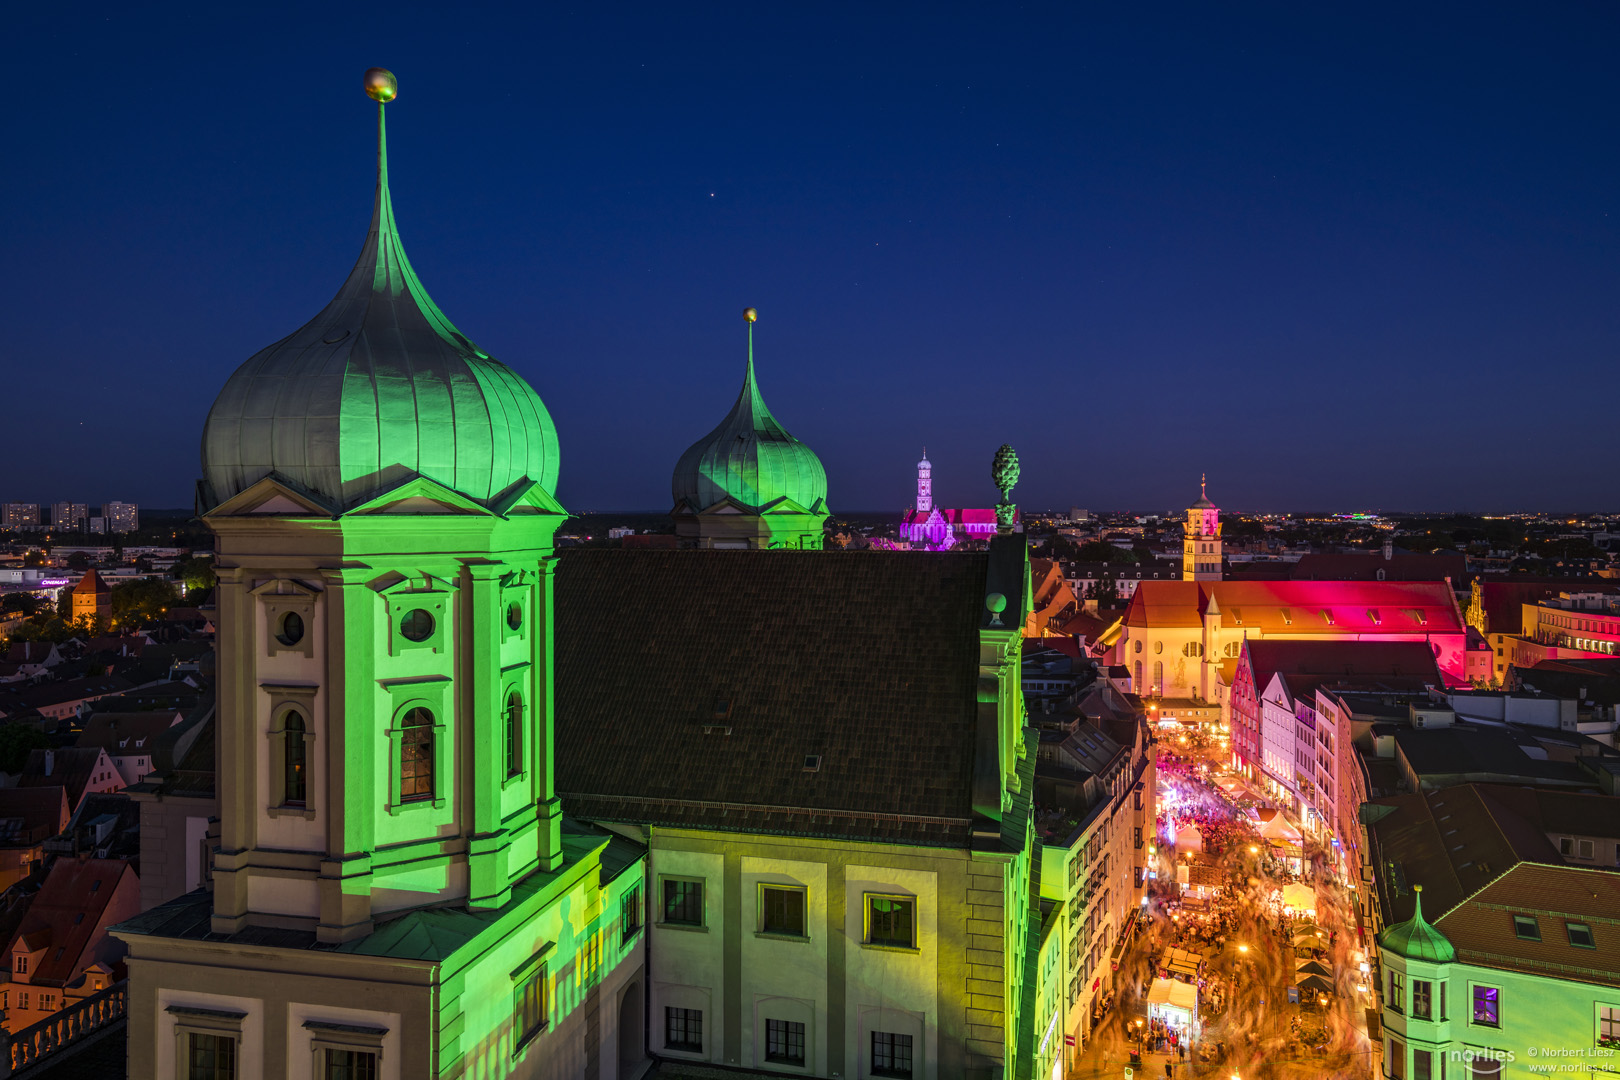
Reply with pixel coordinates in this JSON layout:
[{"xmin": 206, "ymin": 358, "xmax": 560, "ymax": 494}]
[
  {"xmin": 1472, "ymin": 985, "xmax": 1499, "ymax": 1026},
  {"xmin": 283, "ymin": 713, "xmax": 306, "ymax": 807},
  {"xmin": 399, "ymin": 708, "xmax": 434, "ymax": 801}
]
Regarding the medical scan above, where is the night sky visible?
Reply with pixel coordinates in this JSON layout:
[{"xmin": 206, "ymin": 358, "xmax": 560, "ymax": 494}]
[{"xmin": 6, "ymin": 4, "xmax": 1618, "ymax": 513}]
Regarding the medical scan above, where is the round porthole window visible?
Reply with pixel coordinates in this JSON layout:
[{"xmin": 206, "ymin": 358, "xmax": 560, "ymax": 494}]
[
  {"xmin": 400, "ymin": 608, "xmax": 435, "ymax": 642},
  {"xmin": 276, "ymin": 611, "xmax": 305, "ymax": 647},
  {"xmin": 1133, "ymin": 639, "xmax": 1143, "ymax": 654},
  {"xmin": 506, "ymin": 602, "xmax": 523, "ymax": 631},
  {"xmin": 1154, "ymin": 640, "xmax": 1163, "ymax": 655}
]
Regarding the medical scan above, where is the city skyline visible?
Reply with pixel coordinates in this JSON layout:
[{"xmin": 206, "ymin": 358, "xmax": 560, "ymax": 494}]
[{"xmin": 7, "ymin": 4, "xmax": 1618, "ymax": 511}]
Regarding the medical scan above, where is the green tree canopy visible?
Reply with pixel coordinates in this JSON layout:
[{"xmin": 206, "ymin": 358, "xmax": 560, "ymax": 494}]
[
  {"xmin": 172, "ymin": 554, "xmax": 217, "ymax": 596},
  {"xmin": 111, "ymin": 577, "xmax": 180, "ymax": 628},
  {"xmin": 0, "ymin": 724, "xmax": 52, "ymax": 775}
]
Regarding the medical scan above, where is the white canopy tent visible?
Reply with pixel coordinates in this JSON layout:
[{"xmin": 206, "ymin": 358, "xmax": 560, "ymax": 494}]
[{"xmin": 1146, "ymin": 978, "xmax": 1199, "ymax": 1029}]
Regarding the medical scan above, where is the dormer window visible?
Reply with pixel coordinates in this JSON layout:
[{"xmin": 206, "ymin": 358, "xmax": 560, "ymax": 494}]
[{"xmin": 14, "ymin": 955, "xmax": 25, "ymax": 974}]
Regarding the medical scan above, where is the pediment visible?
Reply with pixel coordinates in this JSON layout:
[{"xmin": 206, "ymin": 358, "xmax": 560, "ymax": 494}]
[
  {"xmin": 489, "ymin": 476, "xmax": 567, "ymax": 518},
  {"xmin": 346, "ymin": 477, "xmax": 492, "ymax": 517},
  {"xmin": 206, "ymin": 475, "xmax": 337, "ymax": 519}
]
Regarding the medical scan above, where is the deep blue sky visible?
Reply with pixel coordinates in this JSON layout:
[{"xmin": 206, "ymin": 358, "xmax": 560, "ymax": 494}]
[{"xmin": 5, "ymin": 3, "xmax": 1618, "ymax": 513}]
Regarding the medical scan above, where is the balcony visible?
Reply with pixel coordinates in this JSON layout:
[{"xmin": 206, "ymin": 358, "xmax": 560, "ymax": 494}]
[{"xmin": 3, "ymin": 979, "xmax": 126, "ymax": 1075}]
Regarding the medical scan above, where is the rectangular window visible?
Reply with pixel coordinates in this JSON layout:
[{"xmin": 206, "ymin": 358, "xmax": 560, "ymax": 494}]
[
  {"xmin": 760, "ymin": 886, "xmax": 806, "ymax": 937},
  {"xmin": 621, "ymin": 883, "xmax": 643, "ymax": 943},
  {"xmin": 1413, "ymin": 1048, "xmax": 1431, "ymax": 1080},
  {"xmin": 1568, "ymin": 921, "xmax": 1596, "ymax": 949},
  {"xmin": 514, "ymin": 963, "xmax": 548, "ymax": 1047},
  {"xmin": 1471, "ymin": 1054, "xmax": 1504, "ymax": 1079},
  {"xmin": 188, "ymin": 1032, "xmax": 237, "ymax": 1080},
  {"xmin": 1389, "ymin": 1036, "xmax": 1406, "ymax": 1079},
  {"xmin": 866, "ymin": 895, "xmax": 916, "ymax": 949},
  {"xmin": 1389, "ymin": 970, "xmax": 1405, "ymax": 1013},
  {"xmin": 323, "ymin": 1049, "xmax": 378, "ymax": 1080},
  {"xmin": 1600, "ymin": 1005, "xmax": 1620, "ymax": 1045},
  {"xmin": 1513, "ymin": 914, "xmax": 1540, "ymax": 940},
  {"xmin": 1472, "ymin": 985, "xmax": 1499, "ymax": 1027},
  {"xmin": 1581, "ymin": 839, "xmax": 1596, "ymax": 859},
  {"xmin": 665, "ymin": 1007, "xmax": 703, "ymax": 1052},
  {"xmin": 765, "ymin": 1018, "xmax": 806, "ymax": 1066},
  {"xmin": 662, "ymin": 879, "xmax": 704, "ymax": 927},
  {"xmin": 871, "ymin": 1031, "xmax": 914, "ymax": 1078},
  {"xmin": 1412, "ymin": 979, "xmax": 1431, "ymax": 1020}
]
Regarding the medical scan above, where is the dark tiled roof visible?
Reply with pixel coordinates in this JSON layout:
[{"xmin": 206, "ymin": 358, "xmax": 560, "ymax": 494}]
[
  {"xmin": 0, "ymin": 787, "xmax": 69, "ymax": 846},
  {"xmin": 8, "ymin": 858, "xmax": 135, "ymax": 985},
  {"xmin": 1291, "ymin": 552, "xmax": 1465, "ymax": 582},
  {"xmin": 555, "ymin": 549, "xmax": 995, "ymax": 845},
  {"xmin": 1394, "ymin": 726, "xmax": 1592, "ymax": 787},
  {"xmin": 18, "ymin": 748, "xmax": 111, "ymax": 810},
  {"xmin": 16, "ymin": 677, "xmax": 134, "ymax": 711},
  {"xmin": 1436, "ymin": 864, "xmax": 1620, "ymax": 986}
]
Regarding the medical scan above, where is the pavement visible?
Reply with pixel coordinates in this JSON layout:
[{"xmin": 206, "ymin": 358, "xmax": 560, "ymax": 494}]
[{"xmin": 1068, "ymin": 752, "xmax": 1376, "ymax": 1080}]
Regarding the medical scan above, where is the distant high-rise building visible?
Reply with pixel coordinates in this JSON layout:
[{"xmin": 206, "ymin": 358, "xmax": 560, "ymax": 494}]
[
  {"xmin": 87, "ymin": 517, "xmax": 105, "ymax": 535},
  {"xmin": 51, "ymin": 502, "xmax": 87, "ymax": 531},
  {"xmin": 1, "ymin": 504, "xmax": 38, "ymax": 529},
  {"xmin": 102, "ymin": 502, "xmax": 138, "ymax": 534}
]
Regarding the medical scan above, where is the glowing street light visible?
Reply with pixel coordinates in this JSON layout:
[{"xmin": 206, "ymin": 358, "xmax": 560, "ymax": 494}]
[{"xmin": 1237, "ymin": 944, "xmax": 1249, "ymax": 954}]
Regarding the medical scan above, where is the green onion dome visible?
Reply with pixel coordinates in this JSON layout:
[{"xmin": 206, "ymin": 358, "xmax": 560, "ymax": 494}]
[
  {"xmin": 671, "ymin": 322, "xmax": 828, "ymax": 515},
  {"xmin": 1379, "ymin": 886, "xmax": 1456, "ymax": 964},
  {"xmin": 200, "ymin": 98, "xmax": 557, "ymax": 512}
]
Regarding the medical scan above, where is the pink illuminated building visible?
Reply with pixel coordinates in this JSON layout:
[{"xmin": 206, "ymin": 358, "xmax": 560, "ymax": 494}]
[{"xmin": 900, "ymin": 450, "xmax": 1016, "ymax": 549}]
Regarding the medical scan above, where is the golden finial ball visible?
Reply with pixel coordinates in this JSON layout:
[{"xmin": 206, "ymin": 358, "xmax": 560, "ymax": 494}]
[
  {"xmin": 364, "ymin": 68, "xmax": 398, "ymax": 103},
  {"xmin": 743, "ymin": 307, "xmax": 757, "ymax": 323}
]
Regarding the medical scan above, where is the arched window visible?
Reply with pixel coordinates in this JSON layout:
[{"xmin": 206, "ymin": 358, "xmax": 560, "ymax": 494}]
[
  {"xmin": 1153, "ymin": 661, "xmax": 1163, "ymax": 695},
  {"xmin": 505, "ymin": 692, "xmax": 524, "ymax": 778},
  {"xmin": 401, "ymin": 707, "xmax": 435, "ymax": 801},
  {"xmin": 284, "ymin": 713, "xmax": 306, "ymax": 806}
]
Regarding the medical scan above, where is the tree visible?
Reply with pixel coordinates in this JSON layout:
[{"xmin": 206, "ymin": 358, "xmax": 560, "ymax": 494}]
[
  {"xmin": 0, "ymin": 723, "xmax": 52, "ymax": 775},
  {"xmin": 110, "ymin": 577, "xmax": 180, "ymax": 628},
  {"xmin": 172, "ymin": 554, "xmax": 217, "ymax": 597},
  {"xmin": 21, "ymin": 550, "xmax": 44, "ymax": 568},
  {"xmin": 1075, "ymin": 540, "xmax": 1140, "ymax": 564},
  {"xmin": 1094, "ymin": 574, "xmax": 1121, "ymax": 607},
  {"xmin": 0, "ymin": 594, "xmax": 39, "ymax": 616},
  {"xmin": 66, "ymin": 551, "xmax": 90, "ymax": 571}
]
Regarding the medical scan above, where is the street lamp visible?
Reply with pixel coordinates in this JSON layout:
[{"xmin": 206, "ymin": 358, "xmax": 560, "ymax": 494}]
[{"xmin": 1237, "ymin": 944, "xmax": 1248, "ymax": 954}]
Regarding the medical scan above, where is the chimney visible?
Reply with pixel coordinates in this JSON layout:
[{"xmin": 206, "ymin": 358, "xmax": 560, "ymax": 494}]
[{"xmin": 43, "ymin": 750, "xmax": 53, "ymax": 777}]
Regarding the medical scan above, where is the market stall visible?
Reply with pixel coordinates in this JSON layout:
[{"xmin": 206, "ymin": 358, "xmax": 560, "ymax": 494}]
[
  {"xmin": 1146, "ymin": 977, "xmax": 1199, "ymax": 1033},
  {"xmin": 1282, "ymin": 882, "xmax": 1317, "ymax": 917}
]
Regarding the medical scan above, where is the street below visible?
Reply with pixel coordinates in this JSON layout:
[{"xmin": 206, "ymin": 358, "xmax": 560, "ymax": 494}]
[{"xmin": 1071, "ymin": 740, "xmax": 1377, "ymax": 1079}]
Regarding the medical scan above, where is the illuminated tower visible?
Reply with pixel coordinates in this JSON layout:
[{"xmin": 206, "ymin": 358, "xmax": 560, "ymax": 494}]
[
  {"xmin": 916, "ymin": 449, "xmax": 933, "ymax": 513},
  {"xmin": 120, "ymin": 70, "xmax": 646, "ymax": 1080},
  {"xmin": 1183, "ymin": 474, "xmax": 1223, "ymax": 581},
  {"xmin": 670, "ymin": 308, "xmax": 829, "ymax": 549}
]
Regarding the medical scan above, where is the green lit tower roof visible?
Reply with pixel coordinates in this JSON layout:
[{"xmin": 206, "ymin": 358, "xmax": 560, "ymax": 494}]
[
  {"xmin": 671, "ymin": 309, "xmax": 828, "ymax": 516},
  {"xmin": 200, "ymin": 68, "xmax": 558, "ymax": 513},
  {"xmin": 1379, "ymin": 885, "xmax": 1456, "ymax": 963}
]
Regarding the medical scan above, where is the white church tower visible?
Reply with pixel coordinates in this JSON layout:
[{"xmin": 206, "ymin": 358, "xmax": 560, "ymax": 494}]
[
  {"xmin": 916, "ymin": 449, "xmax": 934, "ymax": 513},
  {"xmin": 1183, "ymin": 474, "xmax": 1223, "ymax": 581}
]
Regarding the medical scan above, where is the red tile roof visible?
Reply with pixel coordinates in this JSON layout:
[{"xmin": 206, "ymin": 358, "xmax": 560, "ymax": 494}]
[
  {"xmin": 71, "ymin": 570, "xmax": 110, "ymax": 597},
  {"xmin": 1436, "ymin": 863, "xmax": 1620, "ymax": 986},
  {"xmin": 1124, "ymin": 580, "xmax": 1464, "ymax": 634},
  {"xmin": 8, "ymin": 858, "xmax": 136, "ymax": 986}
]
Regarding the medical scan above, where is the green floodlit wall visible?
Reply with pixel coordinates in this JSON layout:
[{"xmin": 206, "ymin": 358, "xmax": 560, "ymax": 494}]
[{"xmin": 1379, "ymin": 949, "xmax": 1620, "ymax": 1080}]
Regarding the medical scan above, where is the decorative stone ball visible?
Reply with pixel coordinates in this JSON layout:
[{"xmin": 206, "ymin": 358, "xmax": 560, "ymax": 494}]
[
  {"xmin": 364, "ymin": 68, "xmax": 398, "ymax": 103},
  {"xmin": 986, "ymin": 592, "xmax": 1007, "ymax": 614}
]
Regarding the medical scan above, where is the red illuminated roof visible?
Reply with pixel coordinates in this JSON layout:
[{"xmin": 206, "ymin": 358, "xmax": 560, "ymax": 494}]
[{"xmin": 1124, "ymin": 580, "xmax": 1463, "ymax": 634}]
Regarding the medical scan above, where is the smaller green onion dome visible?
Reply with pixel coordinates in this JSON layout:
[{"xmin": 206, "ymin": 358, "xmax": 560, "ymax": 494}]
[
  {"xmin": 671, "ymin": 319, "xmax": 828, "ymax": 515},
  {"xmin": 1380, "ymin": 885, "xmax": 1455, "ymax": 963}
]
